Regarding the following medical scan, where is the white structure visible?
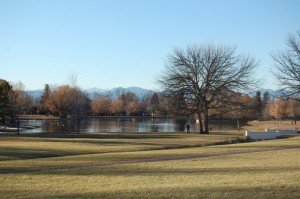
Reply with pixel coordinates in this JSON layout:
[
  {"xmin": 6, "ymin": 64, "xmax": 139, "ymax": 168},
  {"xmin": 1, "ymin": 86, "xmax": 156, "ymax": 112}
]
[{"xmin": 245, "ymin": 129, "xmax": 298, "ymax": 140}]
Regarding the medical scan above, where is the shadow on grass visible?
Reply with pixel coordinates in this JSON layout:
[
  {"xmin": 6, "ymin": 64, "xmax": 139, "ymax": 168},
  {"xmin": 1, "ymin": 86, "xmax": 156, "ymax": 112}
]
[
  {"xmin": 43, "ymin": 165, "xmax": 300, "ymax": 176},
  {"xmin": 0, "ymin": 147, "xmax": 81, "ymax": 161},
  {"xmin": 1, "ymin": 185, "xmax": 298, "ymax": 199},
  {"xmin": 0, "ymin": 132, "xmax": 245, "ymax": 151}
]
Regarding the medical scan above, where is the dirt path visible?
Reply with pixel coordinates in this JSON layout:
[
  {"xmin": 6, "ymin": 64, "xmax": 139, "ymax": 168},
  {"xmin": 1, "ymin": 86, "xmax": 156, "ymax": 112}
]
[{"xmin": 1, "ymin": 145, "xmax": 299, "ymax": 174}]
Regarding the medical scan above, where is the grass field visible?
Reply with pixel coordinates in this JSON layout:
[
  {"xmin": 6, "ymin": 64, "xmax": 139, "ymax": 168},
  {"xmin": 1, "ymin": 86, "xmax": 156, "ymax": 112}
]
[
  {"xmin": 243, "ymin": 120, "xmax": 300, "ymax": 131},
  {"xmin": 0, "ymin": 129, "xmax": 299, "ymax": 198}
]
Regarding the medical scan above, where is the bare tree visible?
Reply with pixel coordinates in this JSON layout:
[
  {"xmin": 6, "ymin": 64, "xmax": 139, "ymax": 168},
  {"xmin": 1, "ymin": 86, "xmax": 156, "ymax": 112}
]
[
  {"xmin": 158, "ymin": 44, "xmax": 258, "ymax": 134},
  {"xmin": 12, "ymin": 82, "xmax": 34, "ymax": 114},
  {"xmin": 69, "ymin": 87, "xmax": 90, "ymax": 118},
  {"xmin": 119, "ymin": 92, "xmax": 138, "ymax": 115},
  {"xmin": 148, "ymin": 92, "xmax": 160, "ymax": 116},
  {"xmin": 46, "ymin": 85, "xmax": 90, "ymax": 118},
  {"xmin": 40, "ymin": 84, "xmax": 51, "ymax": 114},
  {"xmin": 269, "ymin": 97, "xmax": 286, "ymax": 120},
  {"xmin": 110, "ymin": 100, "xmax": 124, "ymax": 115},
  {"xmin": 91, "ymin": 96, "xmax": 110, "ymax": 115},
  {"xmin": 68, "ymin": 73, "xmax": 78, "ymax": 88},
  {"xmin": 272, "ymin": 30, "xmax": 300, "ymax": 100}
]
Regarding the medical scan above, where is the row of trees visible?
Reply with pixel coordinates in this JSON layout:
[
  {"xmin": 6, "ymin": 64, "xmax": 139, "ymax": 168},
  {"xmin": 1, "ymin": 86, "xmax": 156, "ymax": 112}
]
[{"xmin": 1, "ymin": 78, "xmax": 299, "ymax": 124}]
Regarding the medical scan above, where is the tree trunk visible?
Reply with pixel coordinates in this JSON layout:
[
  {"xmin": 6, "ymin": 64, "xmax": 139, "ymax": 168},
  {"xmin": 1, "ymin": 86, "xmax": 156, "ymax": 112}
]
[
  {"xmin": 204, "ymin": 111, "xmax": 209, "ymax": 134},
  {"xmin": 1, "ymin": 116, "xmax": 5, "ymax": 125},
  {"xmin": 198, "ymin": 112, "xmax": 204, "ymax": 134},
  {"xmin": 203, "ymin": 99, "xmax": 209, "ymax": 134}
]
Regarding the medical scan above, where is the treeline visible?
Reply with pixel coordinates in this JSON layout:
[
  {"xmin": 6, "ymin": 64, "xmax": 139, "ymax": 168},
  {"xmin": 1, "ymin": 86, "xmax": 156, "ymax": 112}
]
[{"xmin": 1, "ymin": 79, "xmax": 299, "ymax": 125}]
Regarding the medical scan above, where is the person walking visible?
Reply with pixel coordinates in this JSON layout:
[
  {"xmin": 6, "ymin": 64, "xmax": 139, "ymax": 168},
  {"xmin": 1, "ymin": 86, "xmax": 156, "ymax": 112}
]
[{"xmin": 186, "ymin": 123, "xmax": 190, "ymax": 134}]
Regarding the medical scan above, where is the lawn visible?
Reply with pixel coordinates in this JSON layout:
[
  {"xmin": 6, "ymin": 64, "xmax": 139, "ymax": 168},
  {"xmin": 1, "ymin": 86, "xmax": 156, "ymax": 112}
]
[
  {"xmin": 0, "ymin": 131, "xmax": 299, "ymax": 198},
  {"xmin": 243, "ymin": 119, "xmax": 300, "ymax": 131}
]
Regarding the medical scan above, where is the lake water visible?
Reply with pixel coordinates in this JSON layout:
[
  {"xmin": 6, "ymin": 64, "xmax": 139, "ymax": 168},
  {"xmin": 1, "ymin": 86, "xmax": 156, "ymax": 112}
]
[{"xmin": 21, "ymin": 117, "xmax": 241, "ymax": 133}]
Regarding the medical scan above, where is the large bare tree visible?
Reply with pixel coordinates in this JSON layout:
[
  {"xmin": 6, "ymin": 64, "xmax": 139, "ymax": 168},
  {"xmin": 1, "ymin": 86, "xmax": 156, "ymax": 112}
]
[
  {"xmin": 46, "ymin": 85, "xmax": 90, "ymax": 118},
  {"xmin": 158, "ymin": 44, "xmax": 258, "ymax": 134},
  {"xmin": 272, "ymin": 30, "xmax": 300, "ymax": 100},
  {"xmin": 12, "ymin": 82, "xmax": 34, "ymax": 115}
]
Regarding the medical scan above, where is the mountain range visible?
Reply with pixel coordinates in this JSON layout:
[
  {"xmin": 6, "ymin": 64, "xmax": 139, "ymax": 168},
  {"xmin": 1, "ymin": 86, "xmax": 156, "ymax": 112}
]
[
  {"xmin": 87, "ymin": 87, "xmax": 153, "ymax": 99},
  {"xmin": 27, "ymin": 87, "xmax": 154, "ymax": 100},
  {"xmin": 27, "ymin": 87, "xmax": 281, "ymax": 100}
]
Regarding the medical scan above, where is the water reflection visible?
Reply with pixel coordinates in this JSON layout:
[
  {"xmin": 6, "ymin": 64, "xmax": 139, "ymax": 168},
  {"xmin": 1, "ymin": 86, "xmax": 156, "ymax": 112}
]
[{"xmin": 21, "ymin": 117, "xmax": 240, "ymax": 133}]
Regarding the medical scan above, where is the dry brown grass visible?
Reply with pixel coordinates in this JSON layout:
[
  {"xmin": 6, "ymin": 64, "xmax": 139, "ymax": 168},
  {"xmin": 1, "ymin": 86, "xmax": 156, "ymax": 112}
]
[
  {"xmin": 1, "ymin": 135, "xmax": 299, "ymax": 199},
  {"xmin": 242, "ymin": 120, "xmax": 300, "ymax": 131}
]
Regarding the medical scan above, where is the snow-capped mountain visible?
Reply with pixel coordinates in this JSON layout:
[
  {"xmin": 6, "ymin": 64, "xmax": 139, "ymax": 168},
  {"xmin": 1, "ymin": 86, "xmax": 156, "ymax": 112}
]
[
  {"xmin": 27, "ymin": 87, "xmax": 284, "ymax": 100},
  {"xmin": 26, "ymin": 87, "xmax": 153, "ymax": 100},
  {"xmin": 87, "ymin": 87, "xmax": 153, "ymax": 100}
]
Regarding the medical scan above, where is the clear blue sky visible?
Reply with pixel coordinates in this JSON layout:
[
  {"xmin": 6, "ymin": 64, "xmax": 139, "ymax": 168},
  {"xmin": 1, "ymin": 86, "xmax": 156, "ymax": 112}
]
[{"xmin": 0, "ymin": 0, "xmax": 299, "ymax": 90}]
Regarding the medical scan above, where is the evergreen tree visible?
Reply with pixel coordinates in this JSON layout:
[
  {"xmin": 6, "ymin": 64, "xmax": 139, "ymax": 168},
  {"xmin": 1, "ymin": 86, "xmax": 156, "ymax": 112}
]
[
  {"xmin": 0, "ymin": 80, "xmax": 12, "ymax": 124},
  {"xmin": 254, "ymin": 91, "xmax": 263, "ymax": 117},
  {"xmin": 40, "ymin": 84, "xmax": 51, "ymax": 114},
  {"xmin": 262, "ymin": 91, "xmax": 271, "ymax": 117}
]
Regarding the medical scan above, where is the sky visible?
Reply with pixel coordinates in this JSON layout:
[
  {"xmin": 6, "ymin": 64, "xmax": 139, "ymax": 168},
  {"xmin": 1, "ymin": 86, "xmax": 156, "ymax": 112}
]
[{"xmin": 0, "ymin": 0, "xmax": 299, "ymax": 91}]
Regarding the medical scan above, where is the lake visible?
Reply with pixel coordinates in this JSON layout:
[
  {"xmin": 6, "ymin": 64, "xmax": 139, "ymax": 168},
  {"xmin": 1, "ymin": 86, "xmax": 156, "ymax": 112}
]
[{"xmin": 21, "ymin": 117, "xmax": 241, "ymax": 133}]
